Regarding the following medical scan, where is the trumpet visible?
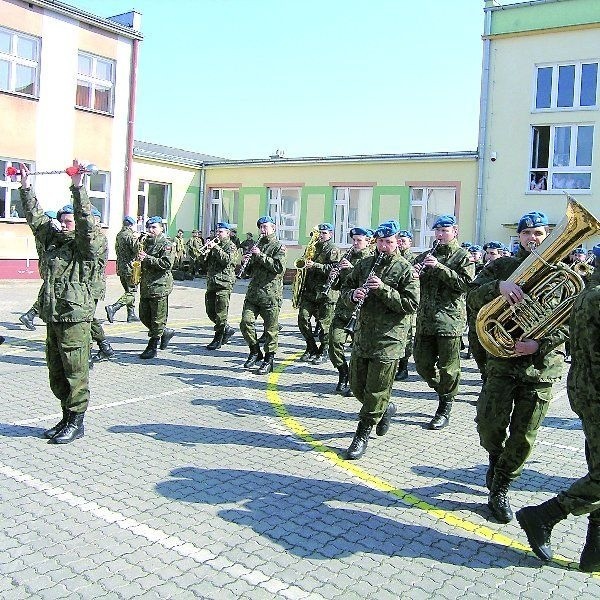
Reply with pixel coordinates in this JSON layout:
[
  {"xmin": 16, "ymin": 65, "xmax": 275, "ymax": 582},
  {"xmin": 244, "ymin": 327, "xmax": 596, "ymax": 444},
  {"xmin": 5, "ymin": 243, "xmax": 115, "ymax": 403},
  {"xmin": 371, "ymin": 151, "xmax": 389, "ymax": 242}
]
[
  {"xmin": 412, "ymin": 240, "xmax": 440, "ymax": 277},
  {"xmin": 322, "ymin": 247, "xmax": 354, "ymax": 295},
  {"xmin": 5, "ymin": 164, "xmax": 99, "ymax": 178},
  {"xmin": 237, "ymin": 236, "xmax": 263, "ymax": 279},
  {"xmin": 198, "ymin": 237, "xmax": 220, "ymax": 256},
  {"xmin": 571, "ymin": 253, "xmax": 595, "ymax": 276}
]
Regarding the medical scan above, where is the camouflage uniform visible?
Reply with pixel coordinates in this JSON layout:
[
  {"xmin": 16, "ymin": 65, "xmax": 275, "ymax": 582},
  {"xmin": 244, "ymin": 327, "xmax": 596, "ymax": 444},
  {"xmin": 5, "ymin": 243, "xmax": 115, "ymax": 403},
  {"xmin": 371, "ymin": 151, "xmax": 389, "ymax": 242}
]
[
  {"xmin": 297, "ymin": 239, "xmax": 341, "ymax": 359},
  {"xmin": 173, "ymin": 232, "xmax": 186, "ymax": 270},
  {"xmin": 186, "ymin": 235, "xmax": 204, "ymax": 278},
  {"xmin": 467, "ymin": 246, "xmax": 567, "ymax": 484},
  {"xmin": 20, "ymin": 185, "xmax": 97, "ymax": 416},
  {"xmin": 89, "ymin": 227, "xmax": 108, "ymax": 345},
  {"xmin": 413, "ymin": 239, "xmax": 474, "ymax": 408},
  {"xmin": 114, "ymin": 225, "xmax": 139, "ymax": 308},
  {"xmin": 398, "ymin": 246, "xmax": 416, "ymax": 367},
  {"xmin": 240, "ymin": 233, "xmax": 286, "ymax": 356},
  {"xmin": 139, "ymin": 234, "xmax": 175, "ymax": 339},
  {"xmin": 341, "ymin": 251, "xmax": 419, "ymax": 425}
]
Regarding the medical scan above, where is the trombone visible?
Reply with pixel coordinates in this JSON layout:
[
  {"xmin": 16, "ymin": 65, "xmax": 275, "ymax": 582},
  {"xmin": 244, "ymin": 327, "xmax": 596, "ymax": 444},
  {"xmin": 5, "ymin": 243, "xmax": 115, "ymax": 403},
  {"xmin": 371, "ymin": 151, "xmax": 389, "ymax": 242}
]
[{"xmin": 198, "ymin": 237, "xmax": 220, "ymax": 256}]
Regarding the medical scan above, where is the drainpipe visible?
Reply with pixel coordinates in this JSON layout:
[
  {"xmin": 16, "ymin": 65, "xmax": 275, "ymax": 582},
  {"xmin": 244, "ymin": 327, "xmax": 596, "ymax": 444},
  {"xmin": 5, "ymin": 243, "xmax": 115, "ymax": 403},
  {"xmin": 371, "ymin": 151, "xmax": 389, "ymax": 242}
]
[
  {"xmin": 198, "ymin": 163, "xmax": 206, "ymax": 232},
  {"xmin": 475, "ymin": 7, "xmax": 492, "ymax": 244},
  {"xmin": 123, "ymin": 37, "xmax": 139, "ymax": 217}
]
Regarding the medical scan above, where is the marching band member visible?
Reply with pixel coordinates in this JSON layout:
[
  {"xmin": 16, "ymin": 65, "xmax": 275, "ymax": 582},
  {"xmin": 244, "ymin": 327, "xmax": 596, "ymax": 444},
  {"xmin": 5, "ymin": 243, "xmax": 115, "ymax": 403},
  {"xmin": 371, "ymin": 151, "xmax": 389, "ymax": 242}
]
[
  {"xmin": 413, "ymin": 215, "xmax": 474, "ymax": 430},
  {"xmin": 239, "ymin": 216, "xmax": 287, "ymax": 375},
  {"xmin": 341, "ymin": 220, "xmax": 419, "ymax": 460},
  {"xmin": 396, "ymin": 229, "xmax": 416, "ymax": 381},
  {"xmin": 468, "ymin": 211, "xmax": 568, "ymax": 524}
]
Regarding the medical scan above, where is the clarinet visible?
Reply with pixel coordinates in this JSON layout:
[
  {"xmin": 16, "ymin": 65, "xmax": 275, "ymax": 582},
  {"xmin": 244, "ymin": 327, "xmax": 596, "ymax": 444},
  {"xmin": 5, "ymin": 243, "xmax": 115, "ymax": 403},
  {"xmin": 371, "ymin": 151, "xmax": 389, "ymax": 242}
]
[
  {"xmin": 344, "ymin": 252, "xmax": 385, "ymax": 335},
  {"xmin": 322, "ymin": 247, "xmax": 354, "ymax": 295},
  {"xmin": 237, "ymin": 236, "xmax": 263, "ymax": 279}
]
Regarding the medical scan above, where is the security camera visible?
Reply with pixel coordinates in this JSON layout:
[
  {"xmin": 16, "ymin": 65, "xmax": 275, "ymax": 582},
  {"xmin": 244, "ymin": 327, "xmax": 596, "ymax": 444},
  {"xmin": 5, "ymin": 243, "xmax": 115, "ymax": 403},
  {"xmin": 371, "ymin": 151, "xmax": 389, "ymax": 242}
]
[{"xmin": 490, "ymin": 151, "xmax": 497, "ymax": 162}]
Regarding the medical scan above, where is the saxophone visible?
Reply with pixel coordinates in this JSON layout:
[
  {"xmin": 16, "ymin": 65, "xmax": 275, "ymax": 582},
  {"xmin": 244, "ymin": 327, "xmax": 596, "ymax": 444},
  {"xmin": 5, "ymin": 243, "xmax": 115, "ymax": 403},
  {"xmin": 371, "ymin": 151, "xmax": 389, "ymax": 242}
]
[
  {"xmin": 130, "ymin": 233, "xmax": 147, "ymax": 286},
  {"xmin": 476, "ymin": 196, "xmax": 600, "ymax": 358},
  {"xmin": 291, "ymin": 227, "xmax": 320, "ymax": 309}
]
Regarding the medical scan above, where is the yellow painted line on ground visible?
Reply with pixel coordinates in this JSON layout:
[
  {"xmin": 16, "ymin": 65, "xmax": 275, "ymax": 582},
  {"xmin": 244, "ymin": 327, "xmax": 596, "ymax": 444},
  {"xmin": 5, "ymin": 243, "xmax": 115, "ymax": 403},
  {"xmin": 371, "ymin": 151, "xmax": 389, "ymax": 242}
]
[{"xmin": 266, "ymin": 352, "xmax": 594, "ymax": 575}]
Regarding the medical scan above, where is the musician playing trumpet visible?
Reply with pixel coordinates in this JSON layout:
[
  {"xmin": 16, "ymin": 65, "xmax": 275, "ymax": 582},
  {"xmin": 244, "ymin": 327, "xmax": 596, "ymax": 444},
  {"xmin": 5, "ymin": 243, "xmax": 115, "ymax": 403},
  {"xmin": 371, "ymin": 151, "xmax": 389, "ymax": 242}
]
[{"xmin": 341, "ymin": 220, "xmax": 419, "ymax": 460}]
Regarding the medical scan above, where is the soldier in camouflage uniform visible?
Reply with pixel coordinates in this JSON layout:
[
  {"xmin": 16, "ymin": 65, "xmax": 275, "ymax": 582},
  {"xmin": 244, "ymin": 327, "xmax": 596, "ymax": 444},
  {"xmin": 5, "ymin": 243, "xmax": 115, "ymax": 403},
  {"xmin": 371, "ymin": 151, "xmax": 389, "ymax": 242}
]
[
  {"xmin": 395, "ymin": 229, "xmax": 416, "ymax": 381},
  {"xmin": 18, "ymin": 160, "xmax": 100, "ymax": 444},
  {"xmin": 413, "ymin": 215, "xmax": 474, "ymax": 430},
  {"xmin": 516, "ymin": 244, "xmax": 600, "ymax": 572},
  {"xmin": 105, "ymin": 216, "xmax": 140, "ymax": 323},
  {"xmin": 328, "ymin": 227, "xmax": 373, "ymax": 393},
  {"xmin": 199, "ymin": 222, "xmax": 238, "ymax": 350},
  {"xmin": 173, "ymin": 229, "xmax": 186, "ymax": 271},
  {"xmin": 468, "ymin": 211, "xmax": 567, "ymax": 524},
  {"xmin": 298, "ymin": 223, "xmax": 341, "ymax": 365},
  {"xmin": 186, "ymin": 230, "xmax": 205, "ymax": 279},
  {"xmin": 89, "ymin": 207, "xmax": 115, "ymax": 362},
  {"xmin": 240, "ymin": 216, "xmax": 287, "ymax": 375},
  {"xmin": 138, "ymin": 216, "xmax": 176, "ymax": 360},
  {"xmin": 341, "ymin": 220, "xmax": 420, "ymax": 460}
]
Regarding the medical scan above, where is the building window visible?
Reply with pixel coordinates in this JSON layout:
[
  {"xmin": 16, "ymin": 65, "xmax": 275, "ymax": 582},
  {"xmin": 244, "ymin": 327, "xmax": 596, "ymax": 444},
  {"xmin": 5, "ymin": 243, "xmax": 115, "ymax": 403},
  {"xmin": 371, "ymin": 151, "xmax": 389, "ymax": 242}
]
[
  {"xmin": 0, "ymin": 157, "xmax": 34, "ymax": 220},
  {"xmin": 76, "ymin": 52, "xmax": 115, "ymax": 114},
  {"xmin": 209, "ymin": 188, "xmax": 239, "ymax": 234},
  {"xmin": 530, "ymin": 124, "xmax": 593, "ymax": 191},
  {"xmin": 409, "ymin": 187, "xmax": 456, "ymax": 251},
  {"xmin": 86, "ymin": 171, "xmax": 110, "ymax": 225},
  {"xmin": 534, "ymin": 62, "xmax": 598, "ymax": 110},
  {"xmin": 333, "ymin": 188, "xmax": 372, "ymax": 246},
  {"xmin": 137, "ymin": 181, "xmax": 169, "ymax": 223},
  {"xmin": 0, "ymin": 27, "xmax": 40, "ymax": 97},
  {"xmin": 268, "ymin": 188, "xmax": 300, "ymax": 243}
]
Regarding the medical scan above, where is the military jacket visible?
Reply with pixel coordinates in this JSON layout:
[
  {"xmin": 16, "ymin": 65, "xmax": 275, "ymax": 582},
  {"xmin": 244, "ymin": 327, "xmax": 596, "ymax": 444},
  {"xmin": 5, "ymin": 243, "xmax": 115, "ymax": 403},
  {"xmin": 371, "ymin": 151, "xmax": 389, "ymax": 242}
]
[
  {"xmin": 174, "ymin": 235, "xmax": 186, "ymax": 257},
  {"xmin": 90, "ymin": 228, "xmax": 108, "ymax": 301},
  {"xmin": 20, "ymin": 186, "xmax": 98, "ymax": 323},
  {"xmin": 399, "ymin": 247, "xmax": 416, "ymax": 265},
  {"xmin": 567, "ymin": 267, "xmax": 600, "ymax": 410},
  {"xmin": 245, "ymin": 234, "xmax": 287, "ymax": 305},
  {"xmin": 341, "ymin": 250, "xmax": 420, "ymax": 360},
  {"xmin": 333, "ymin": 246, "xmax": 374, "ymax": 320},
  {"xmin": 140, "ymin": 233, "xmax": 175, "ymax": 299},
  {"xmin": 467, "ymin": 246, "xmax": 567, "ymax": 383},
  {"xmin": 186, "ymin": 237, "xmax": 204, "ymax": 259},
  {"xmin": 415, "ymin": 239, "xmax": 474, "ymax": 336},
  {"xmin": 302, "ymin": 239, "xmax": 341, "ymax": 302},
  {"xmin": 115, "ymin": 226, "xmax": 138, "ymax": 278},
  {"xmin": 201, "ymin": 238, "xmax": 239, "ymax": 291}
]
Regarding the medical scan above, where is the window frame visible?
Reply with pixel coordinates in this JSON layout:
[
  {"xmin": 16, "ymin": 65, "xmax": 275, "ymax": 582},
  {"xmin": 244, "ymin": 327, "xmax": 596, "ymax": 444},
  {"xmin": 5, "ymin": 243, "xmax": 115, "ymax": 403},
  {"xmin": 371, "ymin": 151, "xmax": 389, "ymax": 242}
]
[
  {"xmin": 208, "ymin": 187, "xmax": 239, "ymax": 234},
  {"xmin": 0, "ymin": 157, "xmax": 34, "ymax": 221},
  {"xmin": 409, "ymin": 186, "xmax": 457, "ymax": 252},
  {"xmin": 86, "ymin": 170, "xmax": 110, "ymax": 226},
  {"xmin": 267, "ymin": 187, "xmax": 300, "ymax": 244},
  {"xmin": 332, "ymin": 187, "xmax": 373, "ymax": 247},
  {"xmin": 0, "ymin": 26, "xmax": 40, "ymax": 98},
  {"xmin": 75, "ymin": 51, "xmax": 116, "ymax": 115},
  {"xmin": 137, "ymin": 180, "xmax": 170, "ymax": 224}
]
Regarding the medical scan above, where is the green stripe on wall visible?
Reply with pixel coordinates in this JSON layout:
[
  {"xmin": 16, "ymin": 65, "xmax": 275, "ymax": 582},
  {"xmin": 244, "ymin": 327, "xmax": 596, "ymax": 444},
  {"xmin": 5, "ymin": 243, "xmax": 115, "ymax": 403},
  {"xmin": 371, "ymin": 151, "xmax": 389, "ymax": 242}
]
[{"xmin": 371, "ymin": 186, "xmax": 410, "ymax": 228}]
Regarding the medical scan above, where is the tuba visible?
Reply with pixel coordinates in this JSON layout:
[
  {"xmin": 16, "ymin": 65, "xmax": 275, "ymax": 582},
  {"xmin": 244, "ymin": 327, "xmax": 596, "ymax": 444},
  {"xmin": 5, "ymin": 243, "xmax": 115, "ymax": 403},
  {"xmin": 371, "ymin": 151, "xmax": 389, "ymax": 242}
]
[
  {"xmin": 291, "ymin": 227, "xmax": 320, "ymax": 308},
  {"xmin": 476, "ymin": 196, "xmax": 600, "ymax": 358}
]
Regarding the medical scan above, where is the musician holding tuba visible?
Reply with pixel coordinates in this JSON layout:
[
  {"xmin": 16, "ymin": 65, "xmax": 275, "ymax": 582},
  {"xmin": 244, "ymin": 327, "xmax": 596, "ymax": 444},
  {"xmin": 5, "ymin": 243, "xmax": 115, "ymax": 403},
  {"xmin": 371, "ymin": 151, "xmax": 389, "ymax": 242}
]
[
  {"xmin": 327, "ymin": 227, "xmax": 374, "ymax": 394},
  {"xmin": 467, "ymin": 211, "xmax": 569, "ymax": 525},
  {"xmin": 105, "ymin": 216, "xmax": 140, "ymax": 323},
  {"xmin": 413, "ymin": 214, "xmax": 474, "ymax": 431},
  {"xmin": 297, "ymin": 223, "xmax": 341, "ymax": 364},
  {"xmin": 341, "ymin": 220, "xmax": 419, "ymax": 460},
  {"xmin": 199, "ymin": 222, "xmax": 238, "ymax": 350}
]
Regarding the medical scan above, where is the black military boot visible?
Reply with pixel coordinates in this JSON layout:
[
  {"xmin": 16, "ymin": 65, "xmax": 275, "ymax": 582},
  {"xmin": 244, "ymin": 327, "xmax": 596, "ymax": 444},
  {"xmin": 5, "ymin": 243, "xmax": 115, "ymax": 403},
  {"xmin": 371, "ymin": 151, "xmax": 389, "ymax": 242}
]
[
  {"xmin": 140, "ymin": 337, "xmax": 159, "ymax": 359},
  {"xmin": 126, "ymin": 306, "xmax": 139, "ymax": 322},
  {"xmin": 206, "ymin": 327, "xmax": 224, "ymax": 351},
  {"xmin": 51, "ymin": 411, "xmax": 85, "ymax": 444},
  {"xmin": 43, "ymin": 409, "xmax": 69, "ymax": 439},
  {"xmin": 93, "ymin": 339, "xmax": 115, "ymax": 362},
  {"xmin": 516, "ymin": 498, "xmax": 568, "ymax": 561},
  {"xmin": 311, "ymin": 346, "xmax": 329, "ymax": 365},
  {"xmin": 160, "ymin": 328, "xmax": 175, "ymax": 350},
  {"xmin": 300, "ymin": 338, "xmax": 318, "ymax": 362},
  {"xmin": 19, "ymin": 308, "xmax": 37, "ymax": 330},
  {"xmin": 257, "ymin": 352, "xmax": 274, "ymax": 375},
  {"xmin": 105, "ymin": 301, "xmax": 124, "ymax": 323},
  {"xmin": 428, "ymin": 396, "xmax": 453, "ymax": 430},
  {"xmin": 580, "ymin": 521, "xmax": 600, "ymax": 572},
  {"xmin": 344, "ymin": 386, "xmax": 354, "ymax": 398},
  {"xmin": 222, "ymin": 325, "xmax": 235, "ymax": 344},
  {"xmin": 395, "ymin": 358, "xmax": 409, "ymax": 381},
  {"xmin": 346, "ymin": 420, "xmax": 373, "ymax": 460},
  {"xmin": 486, "ymin": 454, "xmax": 499, "ymax": 490},
  {"xmin": 244, "ymin": 345, "xmax": 263, "ymax": 369},
  {"xmin": 376, "ymin": 403, "xmax": 397, "ymax": 436},
  {"xmin": 488, "ymin": 474, "xmax": 514, "ymax": 524},
  {"xmin": 335, "ymin": 362, "xmax": 349, "ymax": 393}
]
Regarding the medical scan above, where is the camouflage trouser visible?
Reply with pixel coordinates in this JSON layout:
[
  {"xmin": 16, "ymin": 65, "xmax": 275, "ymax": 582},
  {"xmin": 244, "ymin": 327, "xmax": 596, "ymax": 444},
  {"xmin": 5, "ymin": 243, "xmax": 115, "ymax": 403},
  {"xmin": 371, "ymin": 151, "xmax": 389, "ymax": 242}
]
[
  {"xmin": 240, "ymin": 298, "xmax": 280, "ymax": 353},
  {"xmin": 205, "ymin": 288, "xmax": 232, "ymax": 330},
  {"xmin": 328, "ymin": 314, "xmax": 351, "ymax": 368},
  {"xmin": 403, "ymin": 316, "xmax": 415, "ymax": 360},
  {"xmin": 414, "ymin": 334, "xmax": 462, "ymax": 398},
  {"xmin": 557, "ymin": 400, "xmax": 600, "ymax": 522},
  {"xmin": 116, "ymin": 275, "xmax": 137, "ymax": 308},
  {"xmin": 90, "ymin": 300, "xmax": 106, "ymax": 344},
  {"xmin": 46, "ymin": 321, "xmax": 91, "ymax": 413},
  {"xmin": 350, "ymin": 355, "xmax": 398, "ymax": 426},
  {"xmin": 140, "ymin": 296, "xmax": 169, "ymax": 339},
  {"xmin": 476, "ymin": 376, "xmax": 552, "ymax": 481},
  {"xmin": 298, "ymin": 297, "xmax": 335, "ymax": 349}
]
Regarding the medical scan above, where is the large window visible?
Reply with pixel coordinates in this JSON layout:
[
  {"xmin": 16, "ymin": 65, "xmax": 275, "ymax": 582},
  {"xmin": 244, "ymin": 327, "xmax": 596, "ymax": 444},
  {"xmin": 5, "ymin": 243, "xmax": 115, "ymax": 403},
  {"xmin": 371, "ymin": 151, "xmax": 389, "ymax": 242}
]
[
  {"xmin": 137, "ymin": 181, "xmax": 169, "ymax": 223},
  {"xmin": 333, "ymin": 188, "xmax": 372, "ymax": 246},
  {"xmin": 534, "ymin": 62, "xmax": 598, "ymax": 110},
  {"xmin": 76, "ymin": 52, "xmax": 115, "ymax": 114},
  {"xmin": 0, "ymin": 157, "xmax": 33, "ymax": 220},
  {"xmin": 410, "ymin": 187, "xmax": 456, "ymax": 251},
  {"xmin": 86, "ymin": 171, "xmax": 110, "ymax": 225},
  {"xmin": 0, "ymin": 26, "xmax": 40, "ymax": 97},
  {"xmin": 268, "ymin": 188, "xmax": 300, "ymax": 243},
  {"xmin": 209, "ymin": 188, "xmax": 239, "ymax": 233},
  {"xmin": 530, "ymin": 124, "xmax": 594, "ymax": 191}
]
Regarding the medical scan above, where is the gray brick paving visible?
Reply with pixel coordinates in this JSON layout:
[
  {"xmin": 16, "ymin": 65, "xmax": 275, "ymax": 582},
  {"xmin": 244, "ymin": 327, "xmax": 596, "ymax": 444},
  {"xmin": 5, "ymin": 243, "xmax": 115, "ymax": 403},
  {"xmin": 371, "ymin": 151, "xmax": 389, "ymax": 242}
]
[{"xmin": 1, "ymin": 277, "xmax": 600, "ymax": 599}]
